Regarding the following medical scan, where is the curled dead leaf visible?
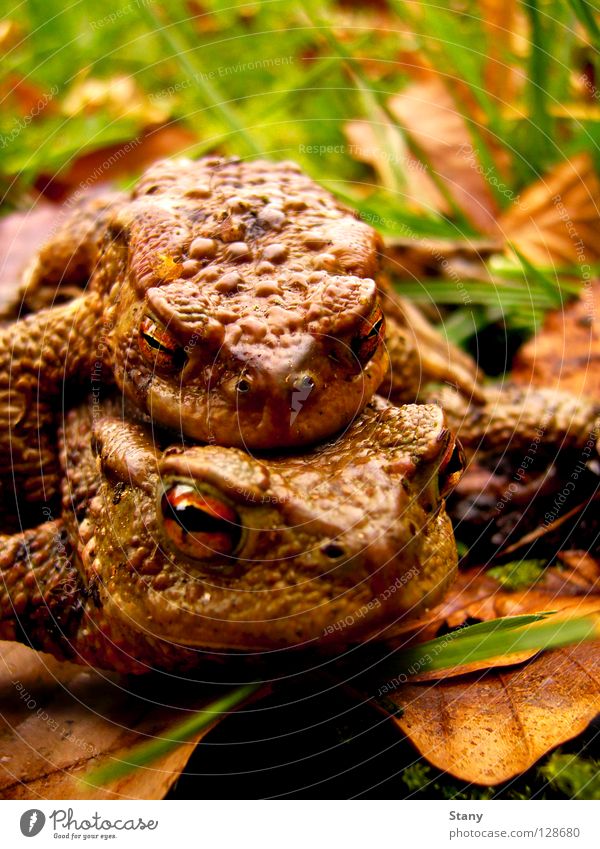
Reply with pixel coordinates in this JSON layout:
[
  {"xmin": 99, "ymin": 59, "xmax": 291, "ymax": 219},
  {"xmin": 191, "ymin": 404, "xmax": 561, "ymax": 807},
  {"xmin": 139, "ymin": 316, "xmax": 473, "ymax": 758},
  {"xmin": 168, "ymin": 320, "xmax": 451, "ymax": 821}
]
[
  {"xmin": 0, "ymin": 642, "xmax": 254, "ymax": 800},
  {"xmin": 513, "ymin": 279, "xmax": 600, "ymax": 399},
  {"xmin": 500, "ymin": 153, "xmax": 600, "ymax": 266},
  {"xmin": 388, "ymin": 79, "xmax": 501, "ymax": 232},
  {"xmin": 390, "ymin": 642, "xmax": 600, "ymax": 785}
]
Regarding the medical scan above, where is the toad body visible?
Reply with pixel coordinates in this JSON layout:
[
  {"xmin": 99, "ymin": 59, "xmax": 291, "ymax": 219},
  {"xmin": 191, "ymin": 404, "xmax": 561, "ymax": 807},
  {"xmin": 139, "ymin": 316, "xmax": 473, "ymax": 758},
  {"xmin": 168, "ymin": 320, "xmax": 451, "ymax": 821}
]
[
  {"xmin": 0, "ymin": 157, "xmax": 392, "ymax": 508},
  {"xmin": 0, "ymin": 398, "xmax": 462, "ymax": 672}
]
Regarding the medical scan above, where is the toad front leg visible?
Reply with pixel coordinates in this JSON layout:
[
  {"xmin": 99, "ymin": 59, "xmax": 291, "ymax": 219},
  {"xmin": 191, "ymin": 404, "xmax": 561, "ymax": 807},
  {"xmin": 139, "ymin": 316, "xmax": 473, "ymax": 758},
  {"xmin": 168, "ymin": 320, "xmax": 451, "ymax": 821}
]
[
  {"xmin": 378, "ymin": 281, "xmax": 484, "ymax": 403},
  {"xmin": 437, "ymin": 384, "xmax": 600, "ymax": 461},
  {"xmin": 0, "ymin": 294, "xmax": 104, "ymax": 512},
  {"xmin": 0, "ymin": 520, "xmax": 85, "ymax": 659},
  {"xmin": 17, "ymin": 192, "xmax": 124, "ymax": 314}
]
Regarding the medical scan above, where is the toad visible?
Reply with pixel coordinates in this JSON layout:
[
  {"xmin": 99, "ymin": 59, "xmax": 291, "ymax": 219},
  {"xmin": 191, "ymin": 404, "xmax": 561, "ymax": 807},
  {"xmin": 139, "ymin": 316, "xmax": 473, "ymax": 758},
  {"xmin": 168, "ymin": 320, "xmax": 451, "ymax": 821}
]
[
  {"xmin": 0, "ymin": 156, "xmax": 479, "ymax": 509},
  {"xmin": 0, "ymin": 397, "xmax": 462, "ymax": 672}
]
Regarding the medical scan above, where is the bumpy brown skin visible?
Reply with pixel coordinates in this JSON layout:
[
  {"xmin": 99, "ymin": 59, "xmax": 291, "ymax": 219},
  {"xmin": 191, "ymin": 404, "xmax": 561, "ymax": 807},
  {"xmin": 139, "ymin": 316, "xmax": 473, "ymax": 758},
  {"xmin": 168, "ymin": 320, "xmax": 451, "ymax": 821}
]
[
  {"xmin": 1, "ymin": 157, "xmax": 485, "ymax": 510},
  {"xmin": 0, "ymin": 397, "xmax": 460, "ymax": 673},
  {"xmin": 377, "ymin": 282, "xmax": 483, "ymax": 404},
  {"xmin": 435, "ymin": 384, "xmax": 600, "ymax": 461},
  {"xmin": 3, "ymin": 157, "xmax": 387, "ymax": 470}
]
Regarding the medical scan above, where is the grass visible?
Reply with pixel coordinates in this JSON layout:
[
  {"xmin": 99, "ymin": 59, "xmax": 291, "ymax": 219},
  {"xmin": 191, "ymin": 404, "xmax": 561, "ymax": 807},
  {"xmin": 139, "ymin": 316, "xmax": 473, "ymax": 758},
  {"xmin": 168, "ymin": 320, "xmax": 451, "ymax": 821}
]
[{"xmin": 2, "ymin": 0, "xmax": 596, "ymax": 340}]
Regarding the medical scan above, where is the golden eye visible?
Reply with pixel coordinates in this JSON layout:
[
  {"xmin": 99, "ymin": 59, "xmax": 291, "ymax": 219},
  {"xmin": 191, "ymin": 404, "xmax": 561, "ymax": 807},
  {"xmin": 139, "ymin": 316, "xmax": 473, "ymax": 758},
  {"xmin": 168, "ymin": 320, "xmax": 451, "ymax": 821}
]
[
  {"xmin": 350, "ymin": 306, "xmax": 385, "ymax": 367},
  {"xmin": 438, "ymin": 439, "xmax": 465, "ymax": 497},
  {"xmin": 139, "ymin": 316, "xmax": 185, "ymax": 371},
  {"xmin": 160, "ymin": 482, "xmax": 243, "ymax": 561}
]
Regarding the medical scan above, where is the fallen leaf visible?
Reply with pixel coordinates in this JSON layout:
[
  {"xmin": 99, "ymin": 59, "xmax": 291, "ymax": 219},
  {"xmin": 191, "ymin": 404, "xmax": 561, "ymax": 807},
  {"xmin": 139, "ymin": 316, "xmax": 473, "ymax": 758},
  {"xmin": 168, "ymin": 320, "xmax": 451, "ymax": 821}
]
[
  {"xmin": 381, "ymin": 568, "xmax": 502, "ymax": 644},
  {"xmin": 480, "ymin": 0, "xmax": 521, "ymax": 104},
  {"xmin": 344, "ymin": 118, "xmax": 447, "ymax": 209},
  {"xmin": 382, "ymin": 235, "xmax": 500, "ymax": 282},
  {"xmin": 35, "ymin": 125, "xmax": 198, "ymax": 202},
  {"xmin": 389, "ymin": 642, "xmax": 600, "ymax": 784},
  {"xmin": 0, "ymin": 641, "xmax": 252, "ymax": 800},
  {"xmin": 384, "ymin": 555, "xmax": 600, "ymax": 647},
  {"xmin": 0, "ymin": 73, "xmax": 56, "ymax": 118},
  {"xmin": 388, "ymin": 79, "xmax": 501, "ymax": 232},
  {"xmin": 512, "ymin": 279, "xmax": 600, "ymax": 399},
  {"xmin": 552, "ymin": 550, "xmax": 600, "ymax": 593},
  {"xmin": 462, "ymin": 586, "xmax": 600, "ymax": 624},
  {"xmin": 0, "ymin": 205, "xmax": 58, "ymax": 319},
  {"xmin": 500, "ymin": 153, "xmax": 600, "ymax": 266},
  {"xmin": 62, "ymin": 76, "xmax": 168, "ymax": 125}
]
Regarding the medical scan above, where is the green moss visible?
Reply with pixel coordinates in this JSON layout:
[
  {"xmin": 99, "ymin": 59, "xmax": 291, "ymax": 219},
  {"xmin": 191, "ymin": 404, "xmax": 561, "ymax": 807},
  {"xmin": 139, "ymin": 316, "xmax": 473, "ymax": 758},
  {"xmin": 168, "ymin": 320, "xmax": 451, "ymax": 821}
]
[
  {"xmin": 401, "ymin": 763, "xmax": 432, "ymax": 793},
  {"xmin": 487, "ymin": 559, "xmax": 547, "ymax": 591},
  {"xmin": 539, "ymin": 751, "xmax": 600, "ymax": 799}
]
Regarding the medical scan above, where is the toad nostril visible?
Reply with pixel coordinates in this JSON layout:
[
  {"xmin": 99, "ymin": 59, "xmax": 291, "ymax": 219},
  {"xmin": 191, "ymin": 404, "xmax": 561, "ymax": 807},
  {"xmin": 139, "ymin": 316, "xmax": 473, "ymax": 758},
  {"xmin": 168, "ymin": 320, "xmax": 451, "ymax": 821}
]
[
  {"xmin": 321, "ymin": 543, "xmax": 346, "ymax": 559},
  {"xmin": 292, "ymin": 374, "xmax": 315, "ymax": 394}
]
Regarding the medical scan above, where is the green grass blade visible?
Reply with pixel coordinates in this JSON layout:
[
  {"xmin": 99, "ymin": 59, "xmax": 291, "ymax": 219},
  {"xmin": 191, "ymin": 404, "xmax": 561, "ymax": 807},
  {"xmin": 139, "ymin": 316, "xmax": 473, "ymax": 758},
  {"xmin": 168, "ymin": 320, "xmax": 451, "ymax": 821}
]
[
  {"xmin": 302, "ymin": 7, "xmax": 408, "ymax": 194},
  {"xmin": 83, "ymin": 682, "xmax": 261, "ymax": 788},
  {"xmin": 385, "ymin": 612, "xmax": 599, "ymax": 679},
  {"xmin": 565, "ymin": 0, "xmax": 600, "ymax": 51},
  {"xmin": 524, "ymin": 0, "xmax": 554, "ymax": 169},
  {"xmin": 135, "ymin": 3, "xmax": 262, "ymax": 155}
]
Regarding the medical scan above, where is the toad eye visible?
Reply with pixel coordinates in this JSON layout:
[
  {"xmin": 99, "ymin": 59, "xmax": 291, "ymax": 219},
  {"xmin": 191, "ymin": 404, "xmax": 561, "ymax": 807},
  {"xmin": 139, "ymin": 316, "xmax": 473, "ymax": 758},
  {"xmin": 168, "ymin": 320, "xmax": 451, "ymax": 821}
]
[
  {"xmin": 438, "ymin": 439, "xmax": 465, "ymax": 497},
  {"xmin": 350, "ymin": 306, "xmax": 385, "ymax": 367},
  {"xmin": 139, "ymin": 316, "xmax": 186, "ymax": 371},
  {"xmin": 160, "ymin": 482, "xmax": 243, "ymax": 561}
]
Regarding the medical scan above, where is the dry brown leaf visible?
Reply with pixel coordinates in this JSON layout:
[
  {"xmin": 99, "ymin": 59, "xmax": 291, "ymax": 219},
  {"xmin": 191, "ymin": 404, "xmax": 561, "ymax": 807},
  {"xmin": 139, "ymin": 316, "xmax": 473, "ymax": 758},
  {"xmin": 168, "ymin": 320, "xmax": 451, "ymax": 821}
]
[
  {"xmin": 462, "ymin": 587, "xmax": 600, "ymax": 624},
  {"xmin": 384, "ymin": 556, "xmax": 600, "ymax": 647},
  {"xmin": 382, "ymin": 568, "xmax": 501, "ymax": 644},
  {"xmin": 388, "ymin": 79, "xmax": 501, "ymax": 232},
  {"xmin": 553, "ymin": 550, "xmax": 600, "ymax": 592},
  {"xmin": 390, "ymin": 642, "xmax": 600, "ymax": 784},
  {"xmin": 0, "ymin": 641, "xmax": 250, "ymax": 800},
  {"xmin": 0, "ymin": 74, "xmax": 57, "ymax": 117},
  {"xmin": 62, "ymin": 76, "xmax": 168, "ymax": 125},
  {"xmin": 513, "ymin": 280, "xmax": 600, "ymax": 399},
  {"xmin": 500, "ymin": 153, "xmax": 600, "ymax": 266},
  {"xmin": 344, "ymin": 119, "xmax": 447, "ymax": 210},
  {"xmin": 0, "ymin": 205, "xmax": 57, "ymax": 319},
  {"xmin": 480, "ymin": 0, "xmax": 521, "ymax": 104}
]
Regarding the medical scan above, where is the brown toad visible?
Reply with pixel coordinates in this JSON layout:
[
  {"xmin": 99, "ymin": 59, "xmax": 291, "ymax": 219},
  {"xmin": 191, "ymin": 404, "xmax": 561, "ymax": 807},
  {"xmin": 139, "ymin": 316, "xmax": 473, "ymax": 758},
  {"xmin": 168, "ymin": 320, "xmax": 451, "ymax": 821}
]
[
  {"xmin": 1, "ymin": 157, "xmax": 393, "ymax": 508},
  {"xmin": 0, "ymin": 397, "xmax": 462, "ymax": 672}
]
